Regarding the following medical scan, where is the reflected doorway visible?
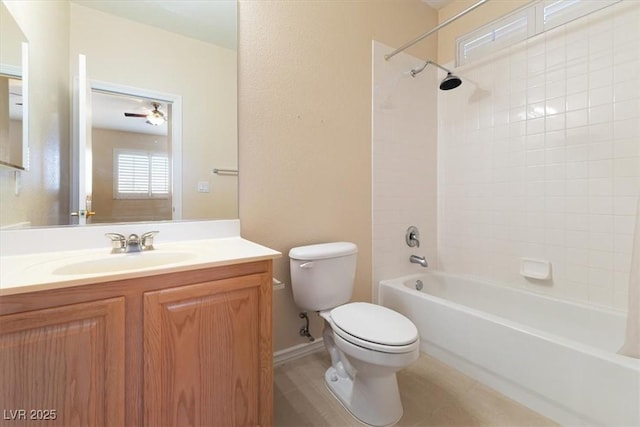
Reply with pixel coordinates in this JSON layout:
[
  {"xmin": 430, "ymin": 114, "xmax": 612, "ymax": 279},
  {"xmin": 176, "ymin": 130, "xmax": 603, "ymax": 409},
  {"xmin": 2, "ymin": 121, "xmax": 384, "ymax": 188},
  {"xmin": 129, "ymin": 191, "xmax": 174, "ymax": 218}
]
[
  {"xmin": 91, "ymin": 90, "xmax": 173, "ymax": 223},
  {"xmin": 72, "ymin": 73, "xmax": 183, "ymax": 225}
]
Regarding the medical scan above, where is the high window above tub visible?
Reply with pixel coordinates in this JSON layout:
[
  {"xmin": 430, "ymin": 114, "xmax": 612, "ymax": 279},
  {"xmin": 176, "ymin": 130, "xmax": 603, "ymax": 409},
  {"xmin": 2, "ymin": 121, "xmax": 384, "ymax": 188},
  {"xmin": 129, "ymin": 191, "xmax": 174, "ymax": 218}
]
[{"xmin": 456, "ymin": 0, "xmax": 621, "ymax": 66}]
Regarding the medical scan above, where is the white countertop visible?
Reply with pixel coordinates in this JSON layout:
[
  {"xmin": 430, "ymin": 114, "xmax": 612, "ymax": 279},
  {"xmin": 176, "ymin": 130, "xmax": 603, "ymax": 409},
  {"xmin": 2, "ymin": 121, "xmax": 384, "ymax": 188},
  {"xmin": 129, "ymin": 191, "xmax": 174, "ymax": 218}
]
[
  {"xmin": 0, "ymin": 237, "xmax": 281, "ymax": 296},
  {"xmin": 0, "ymin": 219, "xmax": 281, "ymax": 296}
]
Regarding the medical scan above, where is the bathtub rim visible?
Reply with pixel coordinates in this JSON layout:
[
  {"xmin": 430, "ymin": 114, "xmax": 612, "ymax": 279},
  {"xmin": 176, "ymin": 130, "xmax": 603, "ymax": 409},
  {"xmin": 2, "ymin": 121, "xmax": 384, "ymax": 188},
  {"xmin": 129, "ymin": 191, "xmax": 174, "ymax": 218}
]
[{"xmin": 379, "ymin": 270, "xmax": 640, "ymax": 371}]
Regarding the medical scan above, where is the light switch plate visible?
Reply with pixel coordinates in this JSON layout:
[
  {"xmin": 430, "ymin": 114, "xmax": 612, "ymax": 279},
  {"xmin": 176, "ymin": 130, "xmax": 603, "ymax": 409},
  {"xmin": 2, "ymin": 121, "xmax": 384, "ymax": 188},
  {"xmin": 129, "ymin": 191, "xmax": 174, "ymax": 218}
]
[{"xmin": 197, "ymin": 181, "xmax": 210, "ymax": 193}]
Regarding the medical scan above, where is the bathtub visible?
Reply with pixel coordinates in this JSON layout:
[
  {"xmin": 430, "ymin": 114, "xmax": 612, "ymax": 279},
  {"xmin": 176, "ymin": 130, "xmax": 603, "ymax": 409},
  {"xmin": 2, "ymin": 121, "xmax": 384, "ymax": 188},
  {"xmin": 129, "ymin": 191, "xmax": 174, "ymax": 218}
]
[{"xmin": 378, "ymin": 271, "xmax": 640, "ymax": 426}]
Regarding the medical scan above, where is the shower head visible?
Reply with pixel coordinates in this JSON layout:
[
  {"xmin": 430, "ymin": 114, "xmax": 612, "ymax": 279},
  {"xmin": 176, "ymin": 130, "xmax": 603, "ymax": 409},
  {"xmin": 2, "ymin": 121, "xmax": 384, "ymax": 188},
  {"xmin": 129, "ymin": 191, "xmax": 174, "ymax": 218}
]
[
  {"xmin": 440, "ymin": 73, "xmax": 462, "ymax": 90},
  {"xmin": 410, "ymin": 59, "xmax": 463, "ymax": 91}
]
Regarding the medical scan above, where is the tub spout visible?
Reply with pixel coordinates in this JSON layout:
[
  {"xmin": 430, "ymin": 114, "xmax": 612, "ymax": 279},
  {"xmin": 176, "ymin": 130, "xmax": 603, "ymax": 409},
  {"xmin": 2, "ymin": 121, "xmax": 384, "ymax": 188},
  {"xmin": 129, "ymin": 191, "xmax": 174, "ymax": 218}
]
[{"xmin": 410, "ymin": 254, "xmax": 428, "ymax": 267}]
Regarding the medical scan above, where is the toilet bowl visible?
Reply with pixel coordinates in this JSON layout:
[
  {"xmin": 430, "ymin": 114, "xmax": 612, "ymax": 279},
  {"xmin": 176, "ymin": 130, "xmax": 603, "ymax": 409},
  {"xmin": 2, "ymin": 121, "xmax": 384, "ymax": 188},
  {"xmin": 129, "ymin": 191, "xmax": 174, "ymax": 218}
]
[
  {"xmin": 289, "ymin": 243, "xmax": 420, "ymax": 426},
  {"xmin": 320, "ymin": 302, "xmax": 419, "ymax": 426}
]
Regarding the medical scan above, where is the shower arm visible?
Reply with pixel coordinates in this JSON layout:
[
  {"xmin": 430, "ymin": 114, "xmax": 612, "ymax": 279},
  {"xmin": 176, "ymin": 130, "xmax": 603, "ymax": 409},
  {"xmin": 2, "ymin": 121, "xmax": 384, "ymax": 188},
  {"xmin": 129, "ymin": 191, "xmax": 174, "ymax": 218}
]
[
  {"xmin": 385, "ymin": 0, "xmax": 490, "ymax": 61},
  {"xmin": 410, "ymin": 60, "xmax": 453, "ymax": 77}
]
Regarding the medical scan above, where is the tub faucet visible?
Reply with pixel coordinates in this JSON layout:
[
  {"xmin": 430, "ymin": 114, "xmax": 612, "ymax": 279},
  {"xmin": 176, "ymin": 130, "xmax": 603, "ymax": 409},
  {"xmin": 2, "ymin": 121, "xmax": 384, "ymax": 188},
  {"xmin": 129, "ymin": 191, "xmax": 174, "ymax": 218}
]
[{"xmin": 410, "ymin": 254, "xmax": 428, "ymax": 267}]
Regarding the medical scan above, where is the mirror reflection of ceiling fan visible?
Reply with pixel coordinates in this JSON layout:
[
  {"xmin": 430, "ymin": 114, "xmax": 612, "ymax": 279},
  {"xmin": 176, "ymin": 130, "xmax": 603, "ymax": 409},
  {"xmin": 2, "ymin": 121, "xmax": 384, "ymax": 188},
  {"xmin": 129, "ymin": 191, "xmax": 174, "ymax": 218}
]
[{"xmin": 124, "ymin": 102, "xmax": 167, "ymax": 126}]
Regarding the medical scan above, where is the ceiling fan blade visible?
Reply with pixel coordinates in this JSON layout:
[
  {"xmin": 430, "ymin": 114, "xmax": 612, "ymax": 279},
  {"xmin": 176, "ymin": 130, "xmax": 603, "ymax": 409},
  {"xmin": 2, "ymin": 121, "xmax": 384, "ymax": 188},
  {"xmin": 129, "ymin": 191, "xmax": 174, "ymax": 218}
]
[{"xmin": 124, "ymin": 112, "xmax": 148, "ymax": 118}]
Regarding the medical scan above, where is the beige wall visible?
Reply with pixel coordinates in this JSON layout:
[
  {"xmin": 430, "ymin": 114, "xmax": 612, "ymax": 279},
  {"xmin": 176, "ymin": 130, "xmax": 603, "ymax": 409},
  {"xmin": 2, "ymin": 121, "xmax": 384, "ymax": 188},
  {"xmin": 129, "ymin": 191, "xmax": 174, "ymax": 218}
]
[
  {"xmin": 69, "ymin": 3, "xmax": 238, "ymax": 220},
  {"xmin": 238, "ymin": 0, "xmax": 437, "ymax": 352},
  {"xmin": 437, "ymin": 0, "xmax": 528, "ymax": 65},
  {"xmin": 91, "ymin": 128, "xmax": 171, "ymax": 224},
  {"xmin": 0, "ymin": 0, "xmax": 70, "ymax": 227}
]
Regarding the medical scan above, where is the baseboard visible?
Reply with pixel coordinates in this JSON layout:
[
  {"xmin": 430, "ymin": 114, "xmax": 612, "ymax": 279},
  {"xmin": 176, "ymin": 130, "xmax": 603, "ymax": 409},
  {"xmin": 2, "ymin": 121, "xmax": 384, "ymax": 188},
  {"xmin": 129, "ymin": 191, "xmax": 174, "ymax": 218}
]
[{"xmin": 273, "ymin": 339, "xmax": 324, "ymax": 367}]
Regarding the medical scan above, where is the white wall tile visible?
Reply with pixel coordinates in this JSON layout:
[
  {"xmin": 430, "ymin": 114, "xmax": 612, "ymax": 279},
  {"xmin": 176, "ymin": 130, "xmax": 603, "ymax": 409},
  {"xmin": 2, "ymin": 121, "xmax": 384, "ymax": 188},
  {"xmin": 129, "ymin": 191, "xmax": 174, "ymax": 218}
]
[
  {"xmin": 614, "ymin": 99, "xmax": 640, "ymax": 121},
  {"xmin": 372, "ymin": 41, "xmax": 437, "ymax": 301},
  {"xmin": 567, "ymin": 74, "xmax": 588, "ymax": 94},
  {"xmin": 589, "ymin": 68, "xmax": 613, "ymax": 90},
  {"xmin": 566, "ymin": 91, "xmax": 589, "ymax": 111},
  {"xmin": 566, "ymin": 161, "xmax": 588, "ymax": 179},
  {"xmin": 614, "ymin": 61, "xmax": 640, "ymax": 84},
  {"xmin": 589, "ymin": 85, "xmax": 613, "ymax": 107},
  {"xmin": 589, "ymin": 123, "xmax": 613, "ymax": 143},
  {"xmin": 436, "ymin": 1, "xmax": 639, "ymax": 310},
  {"xmin": 567, "ymin": 110, "xmax": 588, "ymax": 128}
]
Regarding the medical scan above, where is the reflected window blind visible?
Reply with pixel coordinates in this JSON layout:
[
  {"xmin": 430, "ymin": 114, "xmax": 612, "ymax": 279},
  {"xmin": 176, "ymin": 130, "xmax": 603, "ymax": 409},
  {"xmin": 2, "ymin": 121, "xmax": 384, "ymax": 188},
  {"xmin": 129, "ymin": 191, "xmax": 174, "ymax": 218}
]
[{"xmin": 114, "ymin": 150, "xmax": 169, "ymax": 199}]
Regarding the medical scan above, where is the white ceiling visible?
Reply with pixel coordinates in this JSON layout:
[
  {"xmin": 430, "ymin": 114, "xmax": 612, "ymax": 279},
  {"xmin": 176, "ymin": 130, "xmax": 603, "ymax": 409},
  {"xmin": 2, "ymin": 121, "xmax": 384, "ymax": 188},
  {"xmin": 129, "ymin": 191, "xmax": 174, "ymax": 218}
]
[
  {"xmin": 71, "ymin": 0, "xmax": 237, "ymax": 50},
  {"xmin": 423, "ymin": 0, "xmax": 454, "ymax": 10}
]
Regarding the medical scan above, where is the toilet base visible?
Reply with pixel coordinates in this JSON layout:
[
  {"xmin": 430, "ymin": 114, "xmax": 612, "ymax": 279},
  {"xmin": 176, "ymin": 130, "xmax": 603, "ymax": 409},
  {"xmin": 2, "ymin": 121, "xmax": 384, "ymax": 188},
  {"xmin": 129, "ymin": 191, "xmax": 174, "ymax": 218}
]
[{"xmin": 324, "ymin": 366, "xmax": 403, "ymax": 427}]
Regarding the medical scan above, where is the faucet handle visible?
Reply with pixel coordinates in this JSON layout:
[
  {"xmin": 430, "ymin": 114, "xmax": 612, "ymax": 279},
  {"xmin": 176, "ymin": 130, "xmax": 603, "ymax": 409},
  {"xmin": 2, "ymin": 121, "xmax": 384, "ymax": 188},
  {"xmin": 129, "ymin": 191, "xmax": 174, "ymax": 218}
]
[
  {"xmin": 141, "ymin": 231, "xmax": 159, "ymax": 251},
  {"xmin": 105, "ymin": 233, "xmax": 126, "ymax": 253},
  {"xmin": 406, "ymin": 226, "xmax": 420, "ymax": 248}
]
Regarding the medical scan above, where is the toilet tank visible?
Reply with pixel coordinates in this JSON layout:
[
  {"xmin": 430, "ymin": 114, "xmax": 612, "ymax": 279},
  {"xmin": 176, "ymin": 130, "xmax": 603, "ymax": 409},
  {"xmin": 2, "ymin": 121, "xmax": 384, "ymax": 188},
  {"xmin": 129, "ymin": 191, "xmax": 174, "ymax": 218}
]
[{"xmin": 289, "ymin": 242, "xmax": 358, "ymax": 312}]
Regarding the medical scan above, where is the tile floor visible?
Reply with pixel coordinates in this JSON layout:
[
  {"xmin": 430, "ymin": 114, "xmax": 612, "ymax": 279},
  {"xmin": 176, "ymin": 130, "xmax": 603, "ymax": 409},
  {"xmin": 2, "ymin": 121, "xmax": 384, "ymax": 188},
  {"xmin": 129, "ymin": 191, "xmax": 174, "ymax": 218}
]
[{"xmin": 274, "ymin": 351, "xmax": 558, "ymax": 427}]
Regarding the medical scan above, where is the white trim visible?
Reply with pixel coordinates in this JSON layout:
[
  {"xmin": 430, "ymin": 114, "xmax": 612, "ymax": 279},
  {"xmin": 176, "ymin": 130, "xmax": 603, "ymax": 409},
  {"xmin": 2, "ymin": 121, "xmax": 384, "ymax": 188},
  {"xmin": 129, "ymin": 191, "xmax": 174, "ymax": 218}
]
[
  {"xmin": 0, "ymin": 64, "xmax": 20, "ymax": 76},
  {"xmin": 273, "ymin": 339, "xmax": 324, "ymax": 367},
  {"xmin": 77, "ymin": 54, "xmax": 88, "ymax": 225},
  {"xmin": 20, "ymin": 42, "xmax": 28, "ymax": 171}
]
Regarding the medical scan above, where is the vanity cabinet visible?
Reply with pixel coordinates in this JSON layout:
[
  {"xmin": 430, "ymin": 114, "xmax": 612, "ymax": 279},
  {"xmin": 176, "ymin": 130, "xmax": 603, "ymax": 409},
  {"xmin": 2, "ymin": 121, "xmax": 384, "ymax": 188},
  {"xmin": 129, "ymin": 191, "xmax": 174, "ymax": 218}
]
[
  {"xmin": 143, "ymin": 273, "xmax": 270, "ymax": 427},
  {"xmin": 0, "ymin": 298, "xmax": 126, "ymax": 426},
  {"xmin": 0, "ymin": 260, "xmax": 273, "ymax": 427}
]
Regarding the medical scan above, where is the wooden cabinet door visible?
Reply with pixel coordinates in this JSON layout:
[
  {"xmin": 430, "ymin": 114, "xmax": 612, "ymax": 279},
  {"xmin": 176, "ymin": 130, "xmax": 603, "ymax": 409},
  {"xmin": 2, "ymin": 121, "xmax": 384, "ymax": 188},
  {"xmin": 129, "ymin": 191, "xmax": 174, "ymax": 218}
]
[
  {"xmin": 143, "ymin": 273, "xmax": 271, "ymax": 427},
  {"xmin": 0, "ymin": 297, "xmax": 125, "ymax": 427}
]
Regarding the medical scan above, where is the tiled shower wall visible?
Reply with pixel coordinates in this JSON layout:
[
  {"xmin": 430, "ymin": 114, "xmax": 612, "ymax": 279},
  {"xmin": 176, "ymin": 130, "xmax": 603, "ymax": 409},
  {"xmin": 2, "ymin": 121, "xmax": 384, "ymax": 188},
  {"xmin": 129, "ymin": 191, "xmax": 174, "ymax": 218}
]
[
  {"xmin": 372, "ymin": 41, "xmax": 438, "ymax": 301},
  {"xmin": 438, "ymin": 1, "xmax": 640, "ymax": 309}
]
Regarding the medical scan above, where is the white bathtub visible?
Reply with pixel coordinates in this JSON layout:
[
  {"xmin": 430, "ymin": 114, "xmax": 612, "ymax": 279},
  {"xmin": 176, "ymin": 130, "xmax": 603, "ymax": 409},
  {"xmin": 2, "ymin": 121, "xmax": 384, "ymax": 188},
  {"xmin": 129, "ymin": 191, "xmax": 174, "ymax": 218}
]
[{"xmin": 379, "ymin": 271, "xmax": 640, "ymax": 426}]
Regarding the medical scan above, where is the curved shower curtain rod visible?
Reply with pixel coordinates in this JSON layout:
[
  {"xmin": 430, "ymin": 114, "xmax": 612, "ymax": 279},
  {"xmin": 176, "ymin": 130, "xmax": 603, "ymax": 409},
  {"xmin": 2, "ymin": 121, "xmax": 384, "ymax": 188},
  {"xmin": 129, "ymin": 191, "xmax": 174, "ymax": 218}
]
[{"xmin": 385, "ymin": 0, "xmax": 490, "ymax": 61}]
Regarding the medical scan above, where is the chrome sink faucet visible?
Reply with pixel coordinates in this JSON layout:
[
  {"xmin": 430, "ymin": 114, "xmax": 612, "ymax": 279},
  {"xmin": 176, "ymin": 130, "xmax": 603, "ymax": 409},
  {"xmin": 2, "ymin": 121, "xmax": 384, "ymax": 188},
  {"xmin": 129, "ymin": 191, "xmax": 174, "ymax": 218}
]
[
  {"xmin": 126, "ymin": 234, "xmax": 141, "ymax": 252},
  {"xmin": 105, "ymin": 231, "xmax": 159, "ymax": 254}
]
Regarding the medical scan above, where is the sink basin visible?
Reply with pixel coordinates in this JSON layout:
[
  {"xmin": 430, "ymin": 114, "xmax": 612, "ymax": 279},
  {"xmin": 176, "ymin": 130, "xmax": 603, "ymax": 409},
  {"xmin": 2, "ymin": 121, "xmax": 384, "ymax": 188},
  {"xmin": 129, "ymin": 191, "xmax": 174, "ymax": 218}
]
[{"xmin": 52, "ymin": 251, "xmax": 198, "ymax": 275}]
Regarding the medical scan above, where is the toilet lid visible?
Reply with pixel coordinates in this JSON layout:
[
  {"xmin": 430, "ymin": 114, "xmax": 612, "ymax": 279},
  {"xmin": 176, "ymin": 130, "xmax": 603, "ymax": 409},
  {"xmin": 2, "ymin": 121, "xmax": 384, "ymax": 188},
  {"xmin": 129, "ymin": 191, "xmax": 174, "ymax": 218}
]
[{"xmin": 330, "ymin": 302, "xmax": 418, "ymax": 347}]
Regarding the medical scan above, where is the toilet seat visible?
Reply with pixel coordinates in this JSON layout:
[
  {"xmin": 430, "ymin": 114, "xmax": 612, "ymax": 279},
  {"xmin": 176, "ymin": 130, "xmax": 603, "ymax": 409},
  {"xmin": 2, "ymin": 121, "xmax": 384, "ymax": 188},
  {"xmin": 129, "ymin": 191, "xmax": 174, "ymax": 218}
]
[{"xmin": 329, "ymin": 302, "xmax": 418, "ymax": 354}]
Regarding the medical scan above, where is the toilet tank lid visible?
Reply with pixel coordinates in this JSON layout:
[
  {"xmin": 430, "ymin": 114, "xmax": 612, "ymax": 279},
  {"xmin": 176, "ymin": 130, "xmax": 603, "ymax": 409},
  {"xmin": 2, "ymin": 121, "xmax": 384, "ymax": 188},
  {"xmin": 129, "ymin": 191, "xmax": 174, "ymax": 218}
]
[{"xmin": 289, "ymin": 242, "xmax": 358, "ymax": 260}]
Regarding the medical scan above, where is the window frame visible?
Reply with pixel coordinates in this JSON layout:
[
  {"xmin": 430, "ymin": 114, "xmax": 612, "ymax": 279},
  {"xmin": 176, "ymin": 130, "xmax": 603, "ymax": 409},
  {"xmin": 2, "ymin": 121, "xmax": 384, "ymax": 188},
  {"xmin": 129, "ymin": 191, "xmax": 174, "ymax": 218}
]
[
  {"xmin": 113, "ymin": 148, "xmax": 170, "ymax": 200},
  {"xmin": 456, "ymin": 0, "xmax": 621, "ymax": 67}
]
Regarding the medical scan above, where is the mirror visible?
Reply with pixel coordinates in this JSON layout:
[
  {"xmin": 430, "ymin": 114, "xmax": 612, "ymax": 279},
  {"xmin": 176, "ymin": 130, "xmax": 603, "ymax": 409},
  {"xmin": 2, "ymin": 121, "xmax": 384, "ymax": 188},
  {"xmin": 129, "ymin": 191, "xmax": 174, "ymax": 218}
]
[
  {"xmin": 0, "ymin": 1, "xmax": 28, "ymax": 171},
  {"xmin": 89, "ymin": 89, "xmax": 174, "ymax": 224},
  {"xmin": 0, "ymin": 0, "xmax": 237, "ymax": 228}
]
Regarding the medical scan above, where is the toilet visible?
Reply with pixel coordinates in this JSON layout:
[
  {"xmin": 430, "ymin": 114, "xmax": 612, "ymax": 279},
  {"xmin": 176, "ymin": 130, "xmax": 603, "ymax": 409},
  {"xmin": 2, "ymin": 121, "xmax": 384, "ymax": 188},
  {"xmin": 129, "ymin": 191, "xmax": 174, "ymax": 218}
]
[{"xmin": 289, "ymin": 242, "xmax": 419, "ymax": 427}]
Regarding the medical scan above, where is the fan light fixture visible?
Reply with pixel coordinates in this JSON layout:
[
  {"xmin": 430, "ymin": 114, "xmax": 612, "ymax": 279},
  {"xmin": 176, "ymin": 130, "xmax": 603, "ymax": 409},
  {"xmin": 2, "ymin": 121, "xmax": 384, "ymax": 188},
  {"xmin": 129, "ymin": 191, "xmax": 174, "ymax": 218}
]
[
  {"xmin": 146, "ymin": 102, "xmax": 166, "ymax": 126},
  {"xmin": 124, "ymin": 101, "xmax": 167, "ymax": 126}
]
